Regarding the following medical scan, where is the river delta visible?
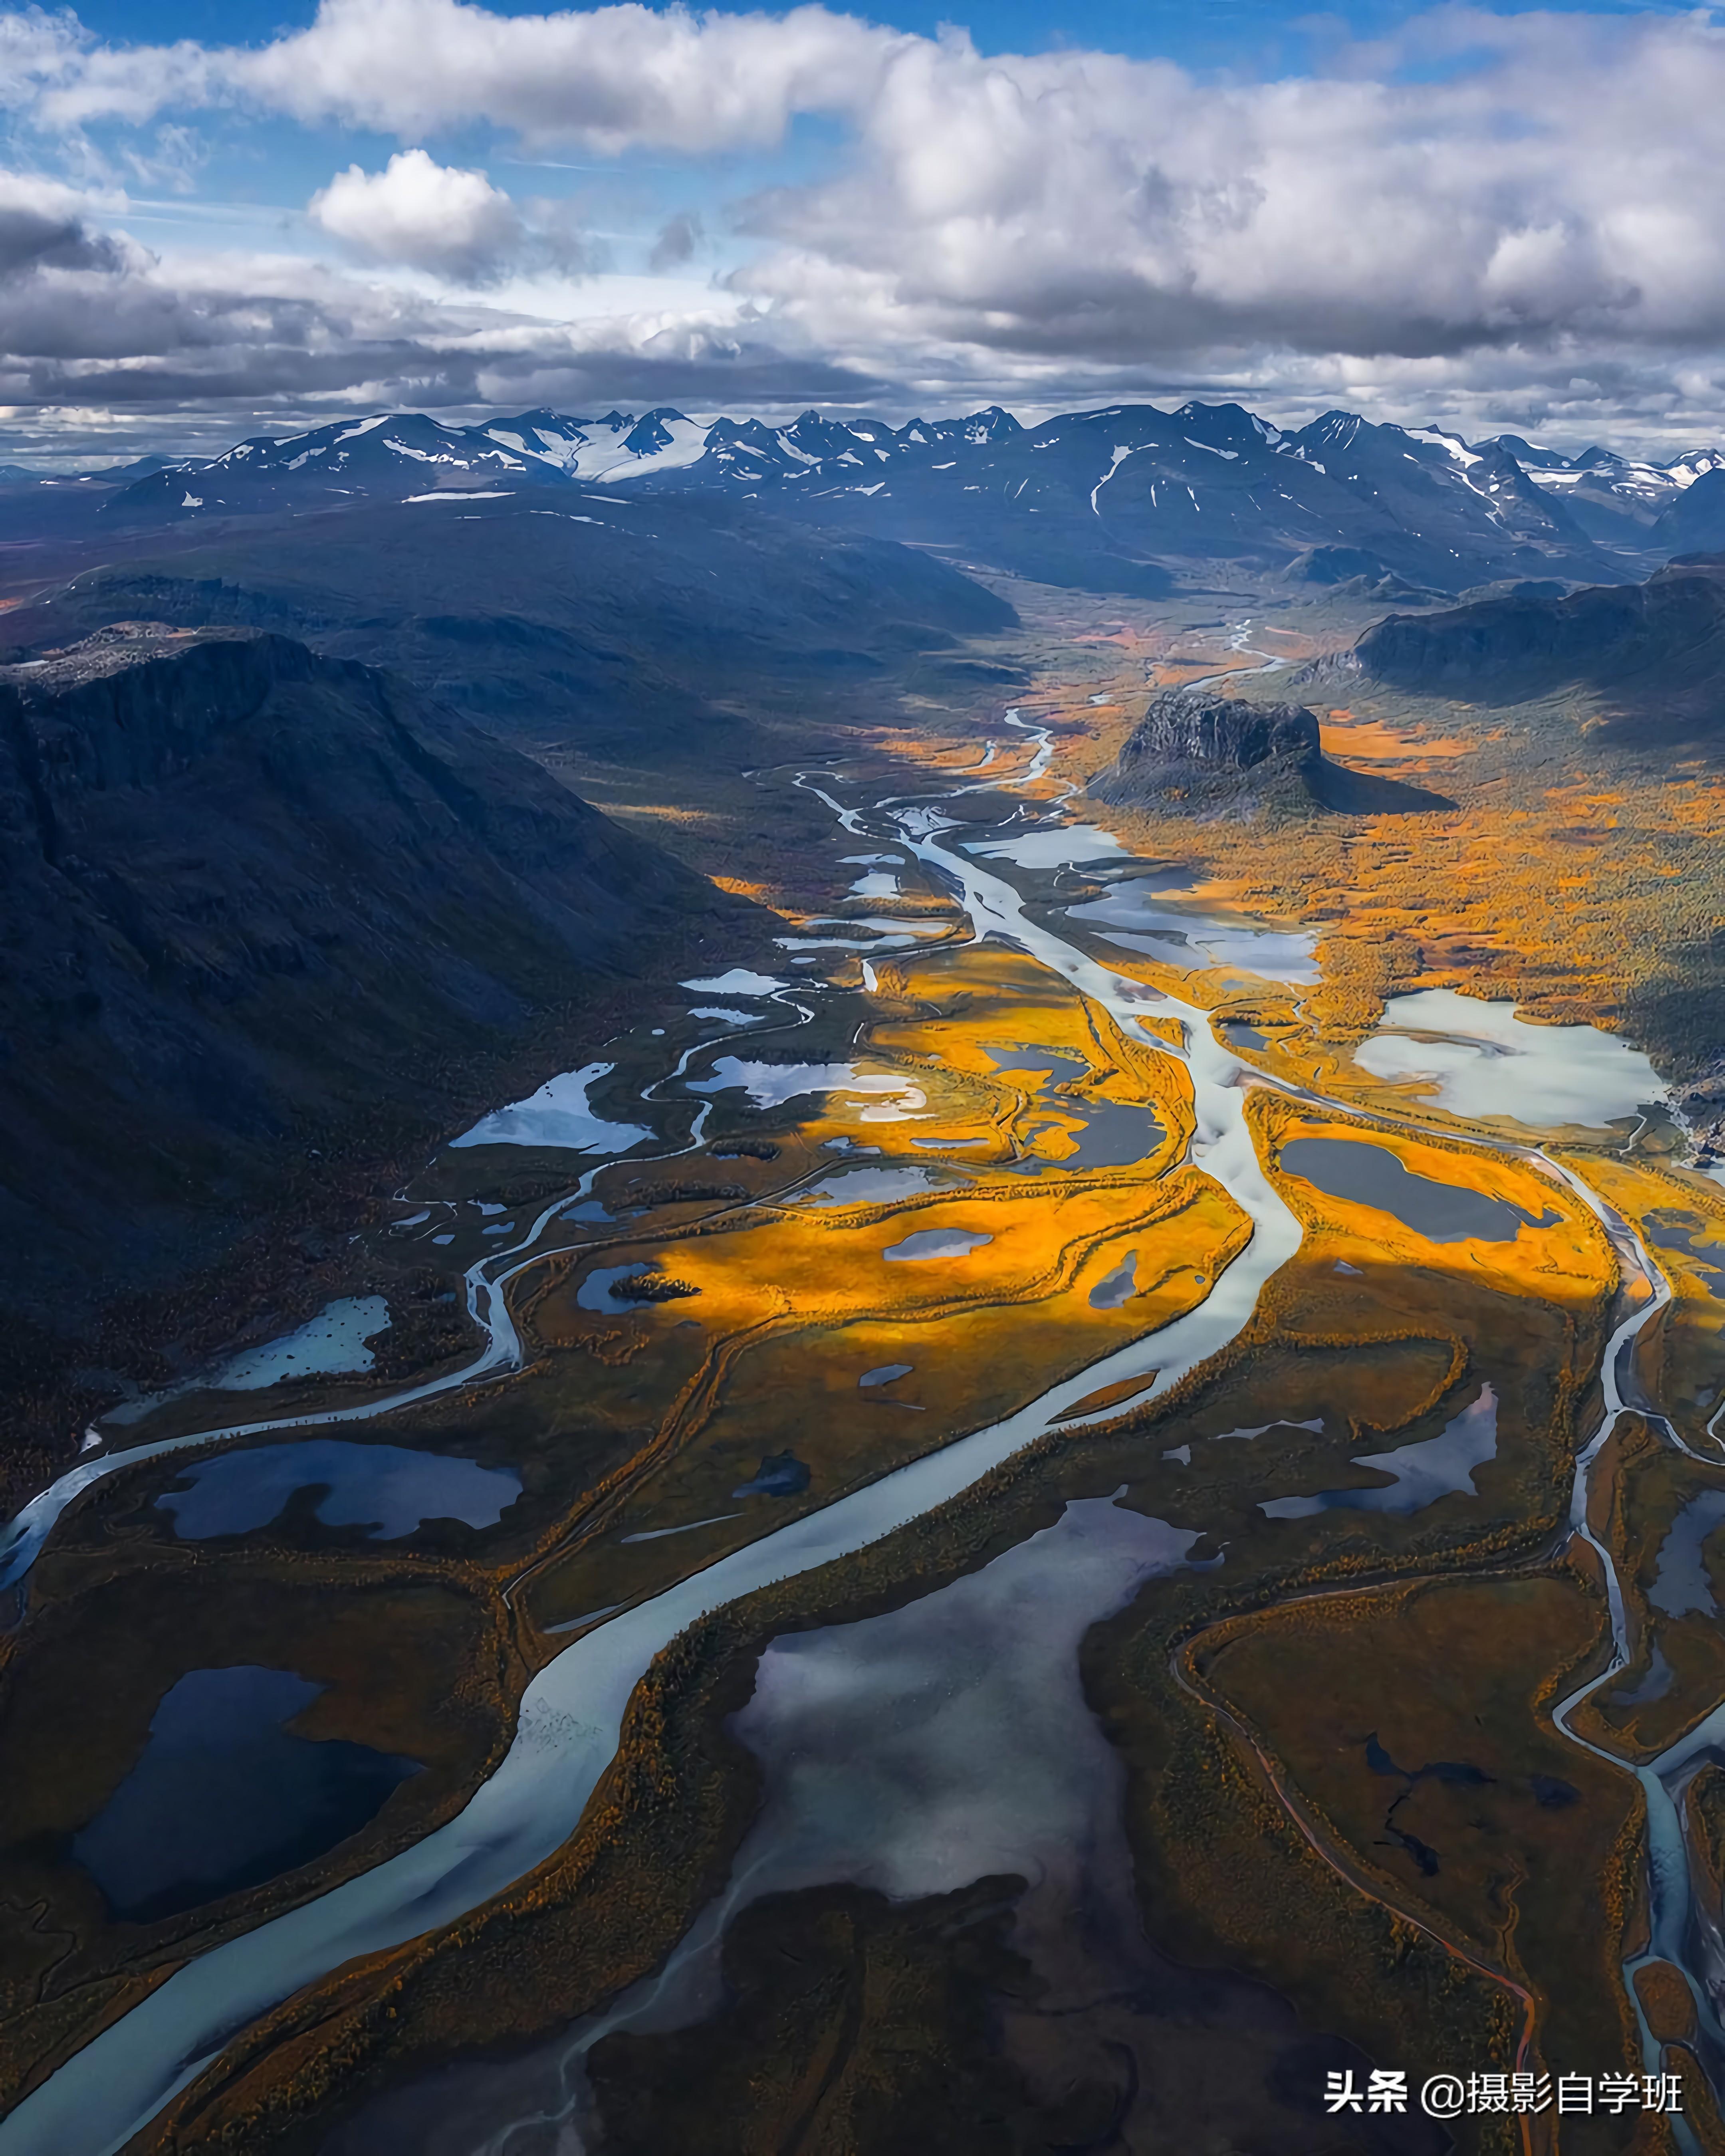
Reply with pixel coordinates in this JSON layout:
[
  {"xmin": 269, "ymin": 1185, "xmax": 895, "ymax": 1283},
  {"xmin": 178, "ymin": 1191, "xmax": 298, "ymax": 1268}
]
[{"xmin": 2, "ymin": 628, "xmax": 1723, "ymax": 2156}]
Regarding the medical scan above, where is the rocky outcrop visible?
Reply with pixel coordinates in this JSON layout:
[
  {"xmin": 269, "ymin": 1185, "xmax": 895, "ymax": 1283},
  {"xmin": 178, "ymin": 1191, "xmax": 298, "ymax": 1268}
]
[
  {"xmin": 1088, "ymin": 691, "xmax": 1322, "ymax": 815},
  {"xmin": 1088, "ymin": 688, "xmax": 1455, "ymax": 820}
]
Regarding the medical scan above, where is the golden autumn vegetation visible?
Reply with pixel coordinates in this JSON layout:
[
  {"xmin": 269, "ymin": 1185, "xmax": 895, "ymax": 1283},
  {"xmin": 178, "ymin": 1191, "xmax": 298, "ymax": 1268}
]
[{"xmin": 13, "ymin": 580, "xmax": 1725, "ymax": 2154}]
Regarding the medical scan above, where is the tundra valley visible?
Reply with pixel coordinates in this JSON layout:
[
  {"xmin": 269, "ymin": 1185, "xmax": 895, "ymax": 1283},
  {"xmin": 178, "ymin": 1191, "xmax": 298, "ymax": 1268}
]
[{"xmin": 5, "ymin": 392, "xmax": 1725, "ymax": 2156}]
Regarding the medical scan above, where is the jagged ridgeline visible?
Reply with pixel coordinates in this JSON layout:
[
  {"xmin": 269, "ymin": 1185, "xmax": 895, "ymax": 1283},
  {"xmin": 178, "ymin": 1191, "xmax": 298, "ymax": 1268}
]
[
  {"xmin": 0, "ymin": 628, "xmax": 749, "ymax": 1331},
  {"xmin": 68, "ymin": 399, "xmax": 1681, "ymax": 593}
]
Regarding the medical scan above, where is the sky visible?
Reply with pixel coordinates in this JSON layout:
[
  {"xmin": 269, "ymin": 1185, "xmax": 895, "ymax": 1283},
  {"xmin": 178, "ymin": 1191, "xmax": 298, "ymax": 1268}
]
[{"xmin": 2, "ymin": 0, "xmax": 1724, "ymax": 463}]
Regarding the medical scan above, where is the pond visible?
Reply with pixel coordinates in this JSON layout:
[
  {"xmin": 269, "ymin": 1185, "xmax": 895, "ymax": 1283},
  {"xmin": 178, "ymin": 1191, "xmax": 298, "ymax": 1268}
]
[
  {"xmin": 155, "ymin": 1441, "xmax": 522, "ymax": 1542},
  {"xmin": 1646, "ymin": 1214, "xmax": 1725, "ymax": 1301},
  {"xmin": 1062, "ymin": 878, "xmax": 1319, "ymax": 986},
  {"xmin": 1279, "ymin": 1135, "xmax": 1556, "ymax": 1244},
  {"xmin": 680, "ymin": 969, "xmax": 789, "ymax": 995},
  {"xmin": 1059, "ymin": 1099, "xmax": 1164, "ymax": 1168},
  {"xmin": 577, "ymin": 1263, "xmax": 656, "ymax": 1314},
  {"xmin": 982, "ymin": 1042, "xmax": 1089, "ymax": 1082},
  {"xmin": 1221, "ymin": 1019, "xmax": 1269, "ymax": 1051},
  {"xmin": 1648, "ymin": 1489, "xmax": 1725, "ymax": 1618},
  {"xmin": 1090, "ymin": 1250, "xmax": 1140, "ymax": 1309},
  {"xmin": 105, "ymin": 1298, "xmax": 392, "ymax": 1426},
  {"xmin": 731, "ymin": 1453, "xmax": 811, "ymax": 1498},
  {"xmin": 963, "ymin": 825, "xmax": 1132, "ymax": 869},
  {"xmin": 450, "ymin": 1062, "xmax": 655, "ymax": 1154},
  {"xmin": 882, "ymin": 1229, "xmax": 992, "ymax": 1262},
  {"xmin": 1260, "ymin": 1387, "xmax": 1498, "ymax": 1519},
  {"xmin": 980, "ymin": 1043, "xmax": 1162, "ymax": 1167},
  {"xmin": 1352, "ymin": 989, "xmax": 1666, "ymax": 1130},
  {"xmin": 687, "ymin": 1059, "xmax": 925, "ymax": 1115},
  {"xmin": 792, "ymin": 1165, "xmax": 964, "ymax": 1206},
  {"xmin": 71, "ymin": 1667, "xmax": 421, "ymax": 1924}
]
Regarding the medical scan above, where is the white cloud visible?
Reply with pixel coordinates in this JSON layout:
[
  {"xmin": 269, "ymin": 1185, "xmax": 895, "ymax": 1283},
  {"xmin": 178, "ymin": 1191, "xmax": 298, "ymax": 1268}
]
[
  {"xmin": 724, "ymin": 8, "xmax": 1725, "ymax": 375},
  {"xmin": 28, "ymin": 0, "xmax": 906, "ymax": 153},
  {"xmin": 0, "ymin": 169, "xmax": 872, "ymax": 450},
  {"xmin": 309, "ymin": 150, "xmax": 526, "ymax": 283},
  {"xmin": 6, "ymin": 4, "xmax": 1725, "ymax": 445}
]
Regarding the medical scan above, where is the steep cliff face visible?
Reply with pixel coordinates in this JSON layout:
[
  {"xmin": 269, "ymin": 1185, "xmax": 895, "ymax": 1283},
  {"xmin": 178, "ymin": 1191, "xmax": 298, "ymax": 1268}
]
[
  {"xmin": 1087, "ymin": 691, "xmax": 1322, "ymax": 814},
  {"xmin": 1087, "ymin": 688, "xmax": 1455, "ymax": 819},
  {"xmin": 0, "ymin": 628, "xmax": 747, "ymax": 1332}
]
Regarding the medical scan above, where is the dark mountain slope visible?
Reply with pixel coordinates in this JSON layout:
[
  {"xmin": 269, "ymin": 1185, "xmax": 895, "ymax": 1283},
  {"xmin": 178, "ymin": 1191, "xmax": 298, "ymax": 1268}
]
[
  {"xmin": 1652, "ymin": 470, "xmax": 1725, "ymax": 557},
  {"xmin": 9, "ymin": 493, "xmax": 1018, "ymax": 759},
  {"xmin": 1354, "ymin": 554, "xmax": 1725, "ymax": 740},
  {"xmin": 0, "ymin": 627, "xmax": 748, "ymax": 1336}
]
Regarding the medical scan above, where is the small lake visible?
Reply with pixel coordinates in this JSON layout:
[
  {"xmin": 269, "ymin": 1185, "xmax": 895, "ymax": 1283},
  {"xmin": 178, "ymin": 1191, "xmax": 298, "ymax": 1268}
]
[
  {"xmin": 983, "ymin": 1042, "xmax": 1089, "ymax": 1082},
  {"xmin": 506, "ymin": 1499, "xmax": 1220, "ymax": 2131},
  {"xmin": 1353, "ymin": 989, "xmax": 1666, "ymax": 1130},
  {"xmin": 1648, "ymin": 1489, "xmax": 1725, "ymax": 1618},
  {"xmin": 106, "ymin": 1297, "xmax": 391, "ymax": 1426},
  {"xmin": 981, "ymin": 1044, "xmax": 1162, "ymax": 1167},
  {"xmin": 726, "ymin": 1495, "xmax": 1203, "ymax": 1907},
  {"xmin": 578, "ymin": 1263, "xmax": 656, "ymax": 1314},
  {"xmin": 155, "ymin": 1441, "xmax": 522, "ymax": 1542},
  {"xmin": 1261, "ymin": 1387, "xmax": 1498, "ymax": 1519},
  {"xmin": 1058, "ymin": 1099, "xmax": 1164, "ymax": 1168},
  {"xmin": 1646, "ymin": 1215, "xmax": 1725, "ymax": 1301},
  {"xmin": 793, "ymin": 1165, "xmax": 964, "ymax": 1206},
  {"xmin": 1063, "ymin": 879, "xmax": 1319, "ymax": 986},
  {"xmin": 71, "ymin": 1666, "xmax": 421, "ymax": 1923},
  {"xmin": 687, "ymin": 1058, "xmax": 925, "ymax": 1116},
  {"xmin": 1090, "ymin": 1250, "xmax": 1139, "ymax": 1309},
  {"xmin": 450, "ymin": 1062, "xmax": 654, "ymax": 1154},
  {"xmin": 680, "ymin": 969, "xmax": 789, "ymax": 995},
  {"xmin": 963, "ymin": 825, "xmax": 1131, "ymax": 869},
  {"xmin": 1279, "ymin": 1135, "xmax": 1555, "ymax": 1244},
  {"xmin": 882, "ymin": 1228, "xmax": 991, "ymax": 1262}
]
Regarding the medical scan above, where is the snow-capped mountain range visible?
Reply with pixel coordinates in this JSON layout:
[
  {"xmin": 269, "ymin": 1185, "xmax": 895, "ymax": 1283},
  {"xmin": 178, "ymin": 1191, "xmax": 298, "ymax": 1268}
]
[{"xmin": 99, "ymin": 401, "xmax": 1725, "ymax": 596}]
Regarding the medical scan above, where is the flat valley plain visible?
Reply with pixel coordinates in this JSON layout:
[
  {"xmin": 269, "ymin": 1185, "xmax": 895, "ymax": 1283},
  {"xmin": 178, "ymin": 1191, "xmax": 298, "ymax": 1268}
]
[{"xmin": 6, "ymin": 568, "xmax": 1725, "ymax": 2156}]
